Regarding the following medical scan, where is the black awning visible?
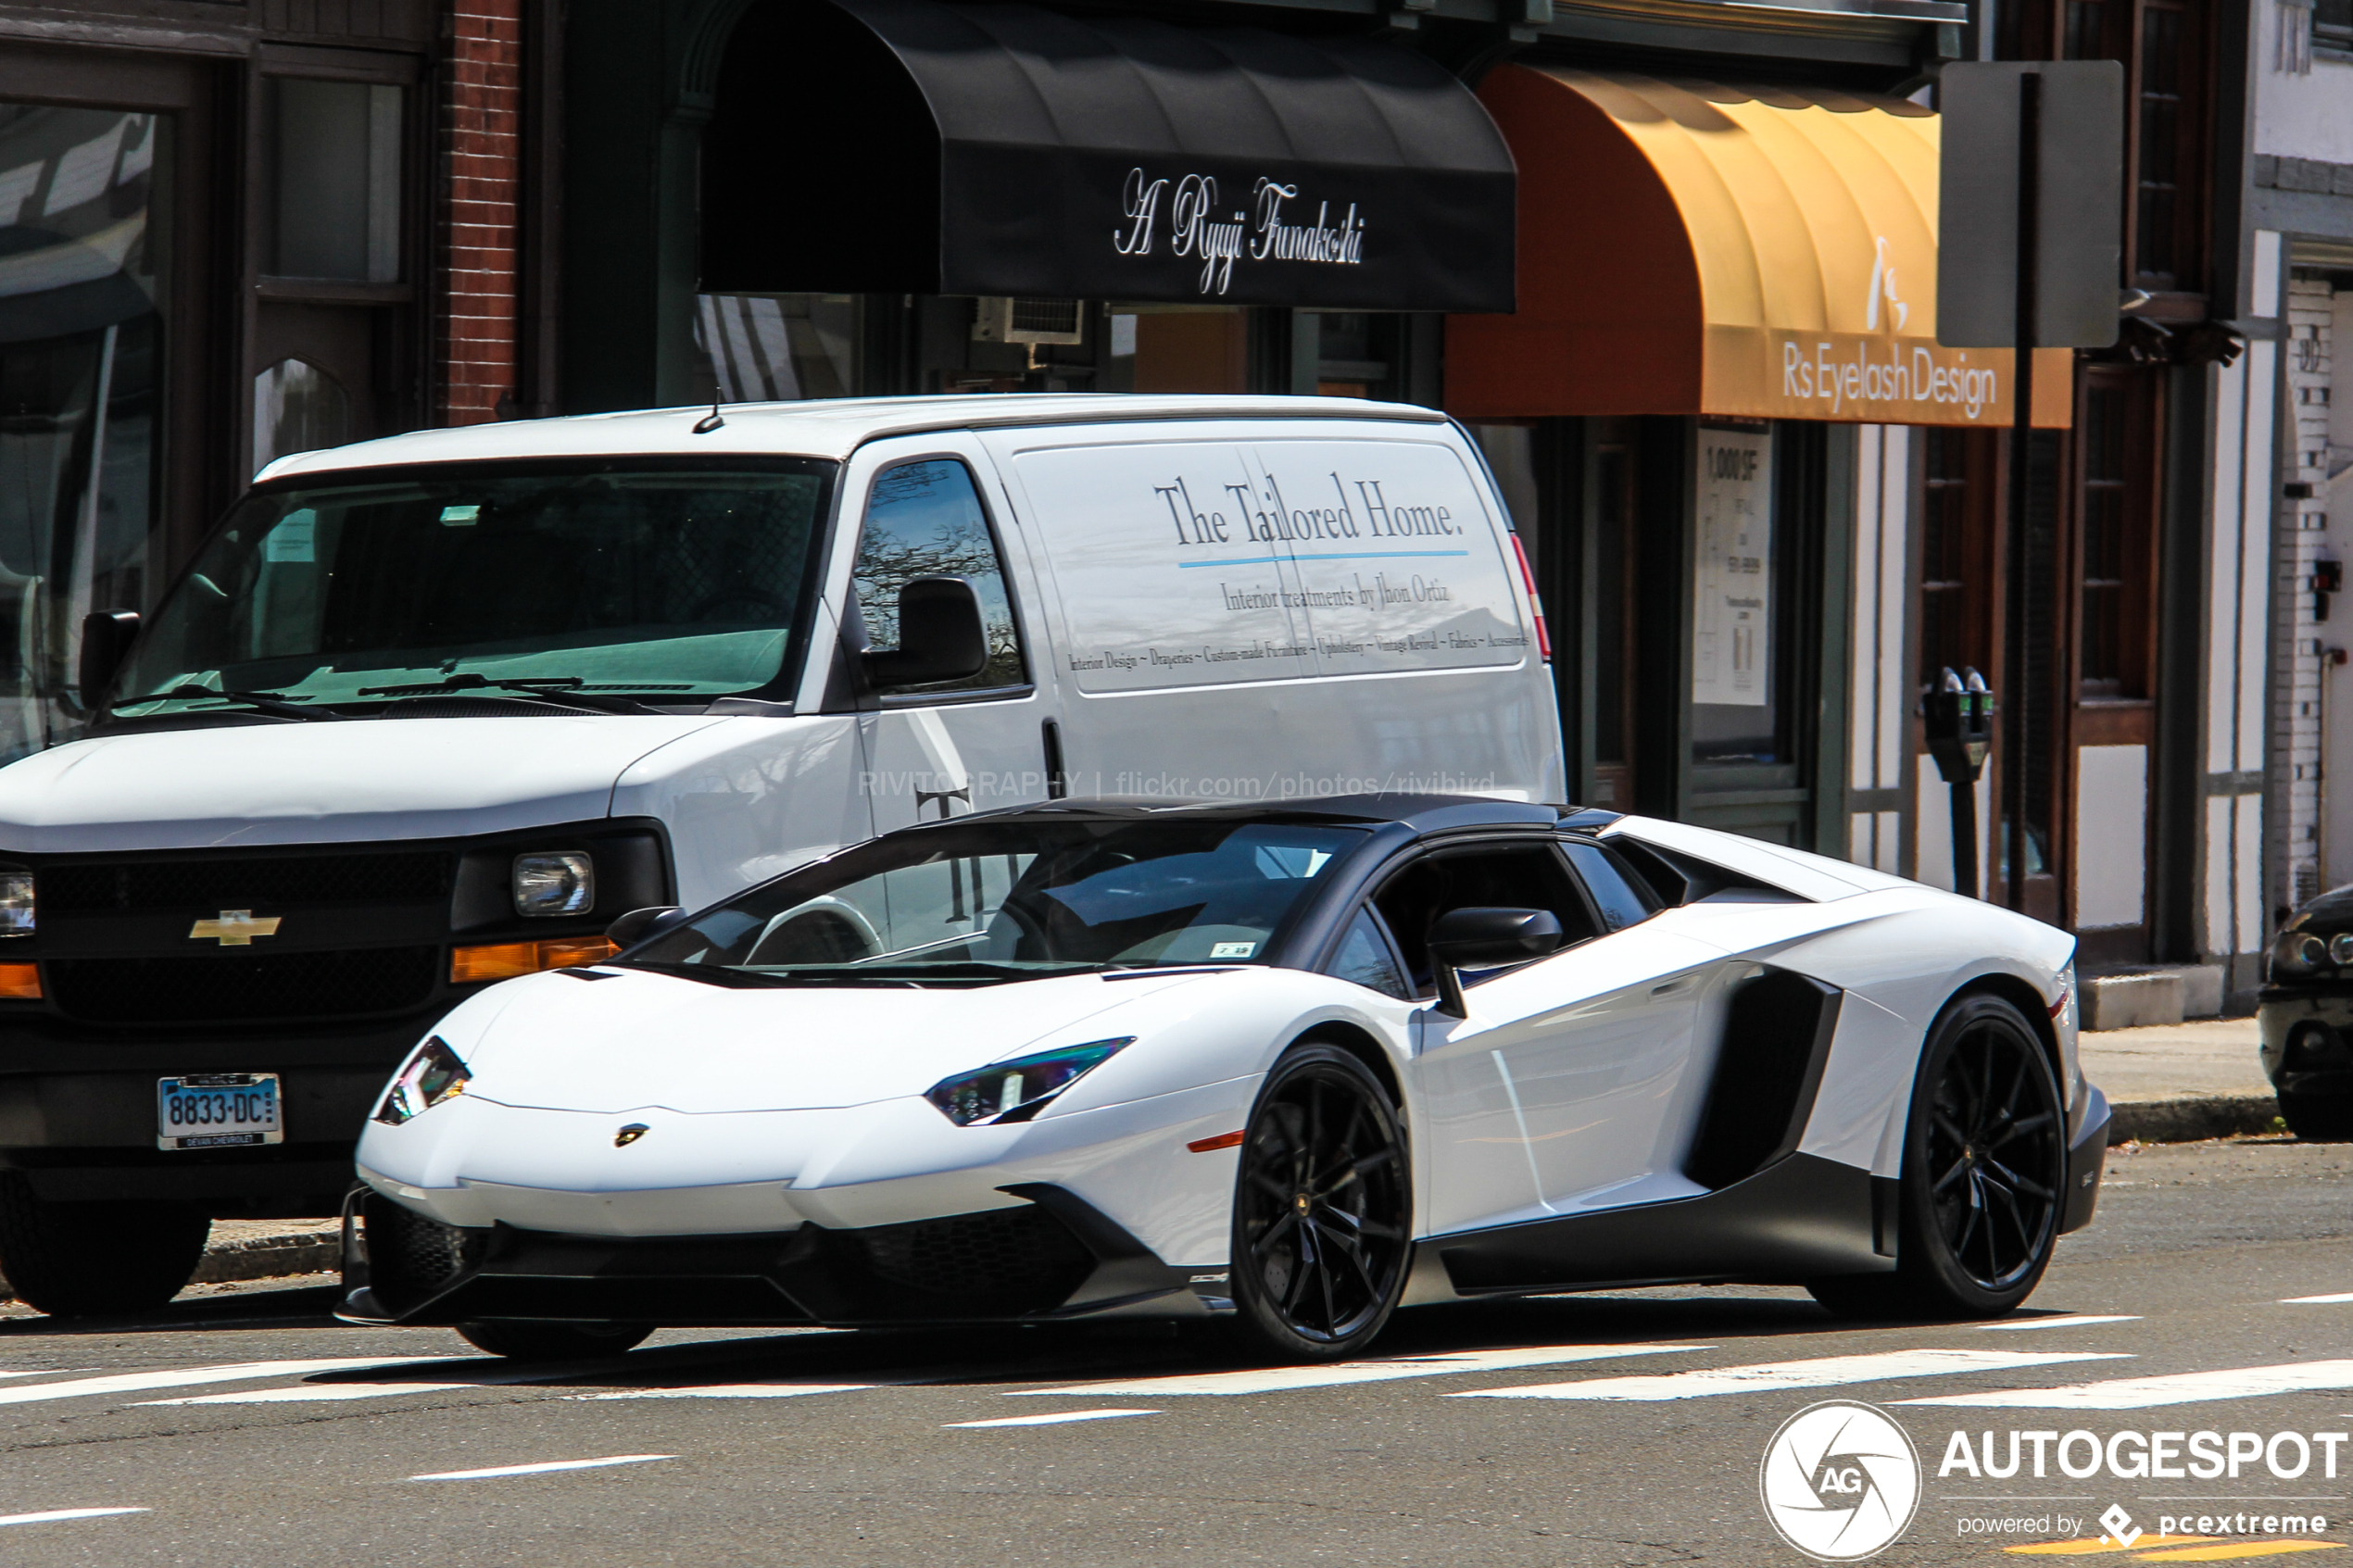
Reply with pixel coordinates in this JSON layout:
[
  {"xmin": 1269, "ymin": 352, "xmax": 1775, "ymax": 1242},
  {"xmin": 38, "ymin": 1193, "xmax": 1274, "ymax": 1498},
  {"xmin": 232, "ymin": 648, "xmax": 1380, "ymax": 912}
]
[{"xmin": 701, "ymin": 0, "xmax": 1515, "ymax": 312}]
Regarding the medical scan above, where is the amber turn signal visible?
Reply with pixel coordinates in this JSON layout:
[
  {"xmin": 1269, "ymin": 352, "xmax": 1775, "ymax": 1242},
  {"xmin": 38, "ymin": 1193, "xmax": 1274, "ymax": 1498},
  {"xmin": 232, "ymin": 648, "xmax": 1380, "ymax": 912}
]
[
  {"xmin": 450, "ymin": 936, "xmax": 617, "ymax": 985},
  {"xmin": 0, "ymin": 961, "xmax": 39, "ymax": 999}
]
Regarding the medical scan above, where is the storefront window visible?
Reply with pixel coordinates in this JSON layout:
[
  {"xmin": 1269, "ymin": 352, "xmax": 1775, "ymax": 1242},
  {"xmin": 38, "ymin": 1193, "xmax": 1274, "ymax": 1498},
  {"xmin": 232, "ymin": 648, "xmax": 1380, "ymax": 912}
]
[
  {"xmin": 1103, "ymin": 307, "xmax": 1248, "ymax": 394},
  {"xmin": 264, "ymin": 79, "xmax": 401, "ymax": 283},
  {"xmin": 697, "ymin": 293, "xmax": 857, "ymax": 401},
  {"xmin": 1919, "ymin": 428, "xmax": 1976, "ymax": 684},
  {"xmin": 0, "ymin": 105, "xmax": 168, "ymax": 763},
  {"xmin": 252, "ymin": 358, "xmax": 351, "ymax": 474}
]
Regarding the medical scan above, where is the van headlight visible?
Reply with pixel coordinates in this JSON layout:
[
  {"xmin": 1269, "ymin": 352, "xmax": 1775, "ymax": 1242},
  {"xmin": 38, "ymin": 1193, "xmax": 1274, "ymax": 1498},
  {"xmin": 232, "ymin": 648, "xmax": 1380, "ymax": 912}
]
[
  {"xmin": 0, "ymin": 870, "xmax": 31, "ymax": 935},
  {"xmin": 375, "ymin": 1036, "xmax": 471, "ymax": 1125},
  {"xmin": 2272, "ymin": 927, "xmax": 2332, "ymax": 981},
  {"xmin": 925, "ymin": 1037, "xmax": 1133, "ymax": 1126},
  {"xmin": 512, "ymin": 852, "xmax": 594, "ymax": 916}
]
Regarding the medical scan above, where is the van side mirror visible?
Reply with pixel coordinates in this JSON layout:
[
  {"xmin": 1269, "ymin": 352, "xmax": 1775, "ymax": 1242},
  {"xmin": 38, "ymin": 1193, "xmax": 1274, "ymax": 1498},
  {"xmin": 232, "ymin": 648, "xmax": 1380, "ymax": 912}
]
[
  {"xmin": 607, "ymin": 905, "xmax": 688, "ymax": 948},
  {"xmin": 1427, "ymin": 906, "xmax": 1563, "ymax": 1017},
  {"xmin": 861, "ymin": 577, "xmax": 987, "ymax": 690},
  {"xmin": 79, "ymin": 609, "xmax": 140, "ymax": 707}
]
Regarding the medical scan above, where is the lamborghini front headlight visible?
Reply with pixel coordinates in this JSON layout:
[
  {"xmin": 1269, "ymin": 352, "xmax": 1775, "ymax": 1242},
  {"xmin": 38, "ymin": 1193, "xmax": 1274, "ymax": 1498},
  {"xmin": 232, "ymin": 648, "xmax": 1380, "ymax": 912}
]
[{"xmin": 924, "ymin": 1037, "xmax": 1134, "ymax": 1126}]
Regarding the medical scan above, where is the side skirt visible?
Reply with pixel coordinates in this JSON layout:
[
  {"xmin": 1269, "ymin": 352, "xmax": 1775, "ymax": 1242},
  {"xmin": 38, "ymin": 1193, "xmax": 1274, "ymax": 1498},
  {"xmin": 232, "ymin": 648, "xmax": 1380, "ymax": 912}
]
[{"xmin": 1414, "ymin": 1152, "xmax": 1888, "ymax": 1299}]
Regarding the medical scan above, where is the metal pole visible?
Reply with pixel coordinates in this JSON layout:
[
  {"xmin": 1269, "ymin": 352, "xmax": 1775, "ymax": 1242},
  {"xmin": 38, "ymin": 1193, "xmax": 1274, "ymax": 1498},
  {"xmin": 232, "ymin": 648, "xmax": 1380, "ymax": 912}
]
[{"xmin": 2004, "ymin": 70, "xmax": 2040, "ymax": 913}]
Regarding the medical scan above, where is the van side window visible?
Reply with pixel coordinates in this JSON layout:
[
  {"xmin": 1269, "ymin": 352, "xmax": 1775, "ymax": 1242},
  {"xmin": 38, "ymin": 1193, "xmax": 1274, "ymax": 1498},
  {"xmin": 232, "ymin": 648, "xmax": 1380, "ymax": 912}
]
[
  {"xmin": 1328, "ymin": 906, "xmax": 1411, "ymax": 1000},
  {"xmin": 853, "ymin": 459, "xmax": 1026, "ymax": 695},
  {"xmin": 1558, "ymin": 840, "xmax": 1661, "ymax": 932},
  {"xmin": 1373, "ymin": 844, "xmax": 1598, "ymax": 996}
]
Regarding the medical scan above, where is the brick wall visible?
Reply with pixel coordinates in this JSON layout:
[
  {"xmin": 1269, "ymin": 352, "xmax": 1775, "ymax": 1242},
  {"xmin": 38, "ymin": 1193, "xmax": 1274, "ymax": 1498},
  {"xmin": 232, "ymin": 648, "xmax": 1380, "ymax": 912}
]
[
  {"xmin": 442, "ymin": 0, "xmax": 522, "ymax": 424},
  {"xmin": 2277, "ymin": 275, "xmax": 2334, "ymax": 908}
]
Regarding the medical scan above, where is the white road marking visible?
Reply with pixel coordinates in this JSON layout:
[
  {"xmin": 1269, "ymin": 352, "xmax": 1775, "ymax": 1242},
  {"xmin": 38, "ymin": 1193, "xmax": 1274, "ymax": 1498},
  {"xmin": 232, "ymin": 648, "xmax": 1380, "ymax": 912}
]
[
  {"xmin": 0, "ymin": 1509, "xmax": 147, "ymax": 1528},
  {"xmin": 1455, "ymin": 1348, "xmax": 2131, "ymax": 1401},
  {"xmin": 1982, "ymin": 1315, "xmax": 2144, "ymax": 1331},
  {"xmin": 2283, "ymin": 1293, "xmax": 2353, "ymax": 1304},
  {"xmin": 145, "ymin": 1382, "xmax": 487, "ymax": 1407},
  {"xmin": 0, "ymin": 1359, "xmax": 450, "ymax": 1408},
  {"xmin": 409, "ymin": 1455, "xmax": 674, "ymax": 1482},
  {"xmin": 1013, "ymin": 1343, "xmax": 1711, "ymax": 1398},
  {"xmin": 573, "ymin": 1383, "xmax": 876, "ymax": 1402},
  {"xmin": 948, "ymin": 1409, "xmax": 1160, "ymax": 1428},
  {"xmin": 1897, "ymin": 1359, "xmax": 2353, "ymax": 1410}
]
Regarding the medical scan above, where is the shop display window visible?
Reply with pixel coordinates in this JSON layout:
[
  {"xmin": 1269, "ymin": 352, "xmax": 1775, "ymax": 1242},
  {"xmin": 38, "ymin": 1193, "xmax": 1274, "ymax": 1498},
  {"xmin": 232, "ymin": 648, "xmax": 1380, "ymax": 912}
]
[
  {"xmin": 263, "ymin": 79, "xmax": 401, "ymax": 284},
  {"xmin": 0, "ymin": 105, "xmax": 169, "ymax": 763}
]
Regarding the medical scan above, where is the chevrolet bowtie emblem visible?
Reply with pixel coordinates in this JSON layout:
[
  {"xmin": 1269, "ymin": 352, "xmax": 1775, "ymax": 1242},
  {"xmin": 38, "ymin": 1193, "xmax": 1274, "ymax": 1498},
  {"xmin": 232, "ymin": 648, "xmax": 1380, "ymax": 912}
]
[
  {"xmin": 189, "ymin": 909, "xmax": 282, "ymax": 947},
  {"xmin": 614, "ymin": 1123, "xmax": 649, "ymax": 1148}
]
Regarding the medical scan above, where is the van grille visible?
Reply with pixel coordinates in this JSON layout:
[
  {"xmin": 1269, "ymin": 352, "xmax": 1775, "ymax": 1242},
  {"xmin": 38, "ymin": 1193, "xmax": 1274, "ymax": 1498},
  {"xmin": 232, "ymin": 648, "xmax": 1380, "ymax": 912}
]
[
  {"xmin": 46, "ymin": 946, "xmax": 441, "ymax": 1023},
  {"xmin": 42, "ymin": 852, "xmax": 450, "ymax": 914}
]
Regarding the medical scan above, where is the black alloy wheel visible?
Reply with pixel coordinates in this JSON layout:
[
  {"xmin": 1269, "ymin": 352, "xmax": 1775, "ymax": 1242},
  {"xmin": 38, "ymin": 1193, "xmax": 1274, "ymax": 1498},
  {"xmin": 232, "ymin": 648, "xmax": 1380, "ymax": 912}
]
[
  {"xmin": 1810, "ymin": 992, "xmax": 2065, "ymax": 1321},
  {"xmin": 1229, "ymin": 1044, "xmax": 1411, "ymax": 1361}
]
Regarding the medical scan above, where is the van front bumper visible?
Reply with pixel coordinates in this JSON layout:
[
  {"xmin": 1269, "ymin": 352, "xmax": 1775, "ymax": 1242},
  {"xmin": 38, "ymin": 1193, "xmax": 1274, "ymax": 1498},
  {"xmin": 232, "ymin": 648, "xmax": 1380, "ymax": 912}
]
[{"xmin": 0, "ymin": 1014, "xmax": 425, "ymax": 1214}]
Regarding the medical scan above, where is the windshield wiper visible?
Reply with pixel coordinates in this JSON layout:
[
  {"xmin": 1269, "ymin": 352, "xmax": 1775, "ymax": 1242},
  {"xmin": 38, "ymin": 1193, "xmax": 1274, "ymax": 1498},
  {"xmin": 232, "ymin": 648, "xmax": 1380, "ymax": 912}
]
[
  {"xmin": 112, "ymin": 686, "xmax": 344, "ymax": 721},
  {"xmin": 351, "ymin": 674, "xmax": 666, "ymax": 714}
]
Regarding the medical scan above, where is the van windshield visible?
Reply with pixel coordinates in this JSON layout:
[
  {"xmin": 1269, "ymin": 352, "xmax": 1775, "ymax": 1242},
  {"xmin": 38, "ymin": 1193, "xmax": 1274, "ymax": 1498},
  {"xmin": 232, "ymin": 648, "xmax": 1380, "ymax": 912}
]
[{"xmin": 110, "ymin": 461, "xmax": 834, "ymax": 715}]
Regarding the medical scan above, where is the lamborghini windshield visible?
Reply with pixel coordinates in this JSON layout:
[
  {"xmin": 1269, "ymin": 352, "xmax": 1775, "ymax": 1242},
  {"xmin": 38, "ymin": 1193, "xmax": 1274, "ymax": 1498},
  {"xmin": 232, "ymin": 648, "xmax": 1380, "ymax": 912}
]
[
  {"xmin": 628, "ymin": 817, "xmax": 1370, "ymax": 985},
  {"xmin": 109, "ymin": 460, "xmax": 833, "ymax": 715}
]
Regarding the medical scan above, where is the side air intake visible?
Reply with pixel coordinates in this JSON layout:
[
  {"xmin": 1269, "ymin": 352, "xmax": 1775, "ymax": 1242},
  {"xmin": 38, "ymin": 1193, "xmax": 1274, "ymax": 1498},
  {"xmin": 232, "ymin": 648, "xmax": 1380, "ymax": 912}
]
[{"xmin": 1684, "ymin": 968, "xmax": 1843, "ymax": 1191}]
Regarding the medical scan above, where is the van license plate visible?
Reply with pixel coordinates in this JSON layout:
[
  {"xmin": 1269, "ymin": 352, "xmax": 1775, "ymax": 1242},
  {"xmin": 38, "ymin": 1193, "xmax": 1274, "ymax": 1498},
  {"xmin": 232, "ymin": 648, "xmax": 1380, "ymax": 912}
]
[{"xmin": 157, "ymin": 1073, "xmax": 283, "ymax": 1150}]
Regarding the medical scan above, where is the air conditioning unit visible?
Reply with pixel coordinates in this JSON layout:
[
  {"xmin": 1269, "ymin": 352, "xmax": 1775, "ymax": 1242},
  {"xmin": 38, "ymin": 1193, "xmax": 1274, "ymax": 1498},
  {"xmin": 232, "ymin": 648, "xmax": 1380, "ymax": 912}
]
[{"xmin": 973, "ymin": 297, "xmax": 1085, "ymax": 345}]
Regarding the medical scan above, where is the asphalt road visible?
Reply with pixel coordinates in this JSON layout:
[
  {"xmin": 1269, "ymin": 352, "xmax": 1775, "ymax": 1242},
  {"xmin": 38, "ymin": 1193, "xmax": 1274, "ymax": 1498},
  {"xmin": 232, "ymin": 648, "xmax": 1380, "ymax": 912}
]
[{"xmin": 1, "ymin": 1137, "xmax": 2349, "ymax": 1568}]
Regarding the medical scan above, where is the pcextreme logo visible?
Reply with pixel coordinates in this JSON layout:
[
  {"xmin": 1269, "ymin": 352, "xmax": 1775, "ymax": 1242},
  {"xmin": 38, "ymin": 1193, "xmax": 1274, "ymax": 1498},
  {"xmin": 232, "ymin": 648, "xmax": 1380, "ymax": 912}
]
[{"xmin": 1760, "ymin": 1400, "xmax": 1923, "ymax": 1561}]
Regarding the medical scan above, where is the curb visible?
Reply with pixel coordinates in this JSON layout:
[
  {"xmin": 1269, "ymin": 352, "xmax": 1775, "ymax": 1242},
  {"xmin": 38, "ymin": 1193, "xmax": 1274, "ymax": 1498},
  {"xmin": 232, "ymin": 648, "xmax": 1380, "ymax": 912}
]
[{"xmin": 2108, "ymin": 1094, "xmax": 2283, "ymax": 1146}]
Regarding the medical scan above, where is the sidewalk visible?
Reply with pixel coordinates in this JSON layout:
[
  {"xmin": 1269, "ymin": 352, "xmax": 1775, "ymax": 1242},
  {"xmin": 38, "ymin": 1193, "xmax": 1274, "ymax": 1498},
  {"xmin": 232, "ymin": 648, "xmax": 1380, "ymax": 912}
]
[{"xmin": 2077, "ymin": 1016, "xmax": 2280, "ymax": 1143}]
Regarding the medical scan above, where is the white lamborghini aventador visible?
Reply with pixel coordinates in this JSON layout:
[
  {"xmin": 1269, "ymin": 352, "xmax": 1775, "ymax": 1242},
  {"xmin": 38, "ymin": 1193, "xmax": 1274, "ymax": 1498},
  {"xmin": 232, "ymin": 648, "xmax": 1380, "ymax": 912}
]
[{"xmin": 340, "ymin": 796, "xmax": 2108, "ymax": 1361}]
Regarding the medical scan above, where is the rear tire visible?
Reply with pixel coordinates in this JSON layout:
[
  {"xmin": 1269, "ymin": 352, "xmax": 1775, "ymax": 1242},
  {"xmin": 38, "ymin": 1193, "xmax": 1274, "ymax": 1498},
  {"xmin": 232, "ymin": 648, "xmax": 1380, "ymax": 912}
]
[
  {"xmin": 1228, "ymin": 1044, "xmax": 1411, "ymax": 1362},
  {"xmin": 1808, "ymin": 993, "xmax": 2064, "ymax": 1322},
  {"xmin": 0, "ymin": 1174, "xmax": 210, "ymax": 1318},
  {"xmin": 2279, "ymin": 1090, "xmax": 2353, "ymax": 1142},
  {"xmin": 456, "ymin": 1320, "xmax": 653, "ymax": 1361}
]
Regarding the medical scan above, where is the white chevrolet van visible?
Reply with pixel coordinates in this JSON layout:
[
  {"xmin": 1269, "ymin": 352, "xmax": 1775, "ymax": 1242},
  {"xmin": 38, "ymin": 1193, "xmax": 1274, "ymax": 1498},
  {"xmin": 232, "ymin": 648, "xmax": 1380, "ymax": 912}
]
[{"xmin": 0, "ymin": 394, "xmax": 1559, "ymax": 1314}]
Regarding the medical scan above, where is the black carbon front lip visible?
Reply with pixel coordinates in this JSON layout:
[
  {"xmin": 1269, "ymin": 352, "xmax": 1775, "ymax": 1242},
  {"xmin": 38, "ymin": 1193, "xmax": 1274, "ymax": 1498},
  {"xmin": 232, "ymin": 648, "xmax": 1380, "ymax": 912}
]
[{"xmin": 338, "ymin": 1183, "xmax": 1198, "ymax": 1328}]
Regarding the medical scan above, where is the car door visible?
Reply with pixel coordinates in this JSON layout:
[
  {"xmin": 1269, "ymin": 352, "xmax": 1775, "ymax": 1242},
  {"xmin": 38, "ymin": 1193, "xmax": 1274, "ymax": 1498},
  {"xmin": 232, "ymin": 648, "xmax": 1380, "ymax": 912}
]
[
  {"xmin": 1386, "ymin": 836, "xmax": 1729, "ymax": 1234},
  {"xmin": 844, "ymin": 443, "xmax": 1057, "ymax": 836}
]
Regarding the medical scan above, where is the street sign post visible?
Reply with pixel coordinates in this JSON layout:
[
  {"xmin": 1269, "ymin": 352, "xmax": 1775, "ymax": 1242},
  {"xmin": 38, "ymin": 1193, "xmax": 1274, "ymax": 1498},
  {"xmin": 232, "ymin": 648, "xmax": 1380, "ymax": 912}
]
[{"xmin": 1935, "ymin": 61, "xmax": 2124, "ymax": 910}]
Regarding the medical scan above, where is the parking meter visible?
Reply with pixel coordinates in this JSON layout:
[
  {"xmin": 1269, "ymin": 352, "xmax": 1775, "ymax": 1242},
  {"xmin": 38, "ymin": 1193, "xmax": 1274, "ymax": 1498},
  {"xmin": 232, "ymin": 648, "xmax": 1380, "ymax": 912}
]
[{"xmin": 1922, "ymin": 668, "xmax": 1992, "ymax": 898}]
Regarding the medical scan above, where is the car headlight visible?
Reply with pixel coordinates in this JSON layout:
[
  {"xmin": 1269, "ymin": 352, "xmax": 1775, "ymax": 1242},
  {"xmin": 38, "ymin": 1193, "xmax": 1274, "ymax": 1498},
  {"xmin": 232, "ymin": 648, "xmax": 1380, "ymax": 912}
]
[
  {"xmin": 513, "ymin": 852, "xmax": 594, "ymax": 916},
  {"xmin": 374, "ymin": 1036, "xmax": 471, "ymax": 1125},
  {"xmin": 925, "ymin": 1037, "xmax": 1134, "ymax": 1126},
  {"xmin": 2271, "ymin": 928, "xmax": 2331, "ymax": 981},
  {"xmin": 0, "ymin": 870, "xmax": 33, "ymax": 935}
]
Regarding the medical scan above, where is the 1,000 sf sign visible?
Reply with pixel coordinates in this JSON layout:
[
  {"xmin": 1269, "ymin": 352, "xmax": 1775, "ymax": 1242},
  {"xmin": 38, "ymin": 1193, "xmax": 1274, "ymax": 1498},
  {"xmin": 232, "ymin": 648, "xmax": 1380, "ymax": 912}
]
[{"xmin": 1008, "ymin": 440, "xmax": 1529, "ymax": 696}]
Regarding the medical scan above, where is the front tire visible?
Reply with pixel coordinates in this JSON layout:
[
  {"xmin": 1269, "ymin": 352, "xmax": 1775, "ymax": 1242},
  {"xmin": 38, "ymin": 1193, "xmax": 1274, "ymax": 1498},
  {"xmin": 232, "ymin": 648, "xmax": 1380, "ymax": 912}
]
[
  {"xmin": 457, "ymin": 1320, "xmax": 654, "ymax": 1361},
  {"xmin": 2279, "ymin": 1090, "xmax": 2353, "ymax": 1142},
  {"xmin": 0, "ymin": 1174, "xmax": 210, "ymax": 1318},
  {"xmin": 1809, "ymin": 992, "xmax": 2065, "ymax": 1321},
  {"xmin": 1228, "ymin": 1044, "xmax": 1411, "ymax": 1361}
]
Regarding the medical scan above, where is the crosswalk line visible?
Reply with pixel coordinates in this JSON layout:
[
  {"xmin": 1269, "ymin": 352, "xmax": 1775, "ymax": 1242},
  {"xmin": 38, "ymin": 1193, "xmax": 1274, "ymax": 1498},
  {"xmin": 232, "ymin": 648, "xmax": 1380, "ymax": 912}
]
[
  {"xmin": 573, "ymin": 1383, "xmax": 878, "ymax": 1401},
  {"xmin": 949, "ymin": 1410, "xmax": 1159, "ymax": 1428},
  {"xmin": 1010, "ymin": 1342, "xmax": 1712, "ymax": 1398},
  {"xmin": 2283, "ymin": 1293, "xmax": 2353, "ymax": 1305},
  {"xmin": 1454, "ymin": 1348, "xmax": 2131, "ymax": 1401},
  {"xmin": 409, "ymin": 1455, "xmax": 673, "ymax": 1482},
  {"xmin": 1983, "ymin": 1316, "xmax": 2144, "ymax": 1331},
  {"xmin": 1897, "ymin": 1359, "xmax": 2353, "ymax": 1410},
  {"xmin": 0, "ymin": 1358, "xmax": 451, "ymax": 1408},
  {"xmin": 0, "ymin": 1509, "xmax": 147, "ymax": 1528}
]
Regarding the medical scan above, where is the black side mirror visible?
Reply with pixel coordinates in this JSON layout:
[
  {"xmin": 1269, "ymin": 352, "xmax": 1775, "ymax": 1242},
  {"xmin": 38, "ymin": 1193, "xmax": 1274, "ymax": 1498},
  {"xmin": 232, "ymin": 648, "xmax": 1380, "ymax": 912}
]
[
  {"xmin": 606, "ymin": 905, "xmax": 688, "ymax": 948},
  {"xmin": 1426, "ymin": 906, "xmax": 1563, "ymax": 1016},
  {"xmin": 861, "ymin": 577, "xmax": 988, "ymax": 690},
  {"xmin": 79, "ymin": 609, "xmax": 140, "ymax": 708}
]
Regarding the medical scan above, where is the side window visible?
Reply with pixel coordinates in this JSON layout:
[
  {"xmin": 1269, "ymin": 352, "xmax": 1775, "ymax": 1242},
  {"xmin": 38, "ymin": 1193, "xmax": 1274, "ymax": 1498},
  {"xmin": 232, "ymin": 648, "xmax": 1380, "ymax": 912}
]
[
  {"xmin": 1328, "ymin": 906, "xmax": 1411, "ymax": 1000},
  {"xmin": 853, "ymin": 459, "xmax": 1025, "ymax": 694},
  {"xmin": 1372, "ymin": 844, "xmax": 1600, "ymax": 995},
  {"xmin": 1559, "ymin": 840, "xmax": 1661, "ymax": 933}
]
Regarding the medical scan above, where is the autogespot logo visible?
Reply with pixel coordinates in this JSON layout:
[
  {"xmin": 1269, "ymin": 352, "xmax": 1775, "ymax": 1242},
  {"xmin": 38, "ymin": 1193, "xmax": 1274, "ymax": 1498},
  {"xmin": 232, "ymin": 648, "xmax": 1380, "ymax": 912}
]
[{"xmin": 1760, "ymin": 1401, "xmax": 1923, "ymax": 1561}]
